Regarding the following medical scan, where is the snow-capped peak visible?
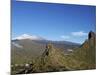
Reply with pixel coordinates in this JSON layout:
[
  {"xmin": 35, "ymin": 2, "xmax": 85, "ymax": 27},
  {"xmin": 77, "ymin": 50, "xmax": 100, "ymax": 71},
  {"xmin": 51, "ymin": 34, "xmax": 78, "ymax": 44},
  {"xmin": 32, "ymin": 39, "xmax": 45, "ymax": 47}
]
[{"xmin": 13, "ymin": 34, "xmax": 45, "ymax": 40}]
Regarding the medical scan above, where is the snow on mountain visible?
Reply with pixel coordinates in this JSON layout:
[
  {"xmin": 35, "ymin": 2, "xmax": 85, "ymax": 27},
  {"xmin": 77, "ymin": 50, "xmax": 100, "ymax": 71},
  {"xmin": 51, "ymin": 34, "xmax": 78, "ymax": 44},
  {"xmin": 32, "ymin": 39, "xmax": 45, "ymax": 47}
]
[
  {"xmin": 13, "ymin": 34, "xmax": 45, "ymax": 40},
  {"xmin": 12, "ymin": 42, "xmax": 23, "ymax": 49}
]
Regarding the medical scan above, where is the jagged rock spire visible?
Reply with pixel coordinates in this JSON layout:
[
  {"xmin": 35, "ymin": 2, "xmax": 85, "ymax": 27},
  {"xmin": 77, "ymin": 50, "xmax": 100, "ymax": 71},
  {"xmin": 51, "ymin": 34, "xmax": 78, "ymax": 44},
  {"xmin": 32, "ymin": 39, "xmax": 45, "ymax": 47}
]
[
  {"xmin": 42, "ymin": 43, "xmax": 53, "ymax": 57},
  {"xmin": 88, "ymin": 31, "xmax": 95, "ymax": 40}
]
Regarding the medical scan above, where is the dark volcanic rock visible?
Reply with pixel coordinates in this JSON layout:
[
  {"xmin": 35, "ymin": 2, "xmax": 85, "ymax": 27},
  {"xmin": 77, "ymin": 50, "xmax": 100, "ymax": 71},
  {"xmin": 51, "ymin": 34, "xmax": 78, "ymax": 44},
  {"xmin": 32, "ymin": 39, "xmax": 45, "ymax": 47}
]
[{"xmin": 88, "ymin": 31, "xmax": 96, "ymax": 40}]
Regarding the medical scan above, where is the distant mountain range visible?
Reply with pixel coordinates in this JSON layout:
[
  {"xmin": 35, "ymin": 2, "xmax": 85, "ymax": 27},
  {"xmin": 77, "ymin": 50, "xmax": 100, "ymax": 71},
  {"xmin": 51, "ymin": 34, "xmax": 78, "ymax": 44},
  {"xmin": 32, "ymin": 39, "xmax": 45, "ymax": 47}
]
[
  {"xmin": 11, "ymin": 34, "xmax": 80, "ymax": 64},
  {"xmin": 12, "ymin": 34, "xmax": 80, "ymax": 45},
  {"xmin": 12, "ymin": 34, "xmax": 80, "ymax": 53},
  {"xmin": 13, "ymin": 34, "xmax": 45, "ymax": 40}
]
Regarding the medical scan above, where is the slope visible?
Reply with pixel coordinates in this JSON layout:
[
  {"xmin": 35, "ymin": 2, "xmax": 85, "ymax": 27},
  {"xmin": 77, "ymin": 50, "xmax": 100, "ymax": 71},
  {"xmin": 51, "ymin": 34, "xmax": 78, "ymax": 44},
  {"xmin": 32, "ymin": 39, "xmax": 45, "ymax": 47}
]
[
  {"xmin": 32, "ymin": 44, "xmax": 72, "ymax": 72},
  {"xmin": 65, "ymin": 31, "xmax": 96, "ymax": 70}
]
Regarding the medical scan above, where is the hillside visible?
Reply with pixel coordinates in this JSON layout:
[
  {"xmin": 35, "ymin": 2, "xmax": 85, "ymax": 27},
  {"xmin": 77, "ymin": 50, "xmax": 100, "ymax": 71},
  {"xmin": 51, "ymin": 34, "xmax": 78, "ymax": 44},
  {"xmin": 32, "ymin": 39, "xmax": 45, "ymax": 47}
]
[
  {"xmin": 11, "ymin": 39, "xmax": 79, "ymax": 64},
  {"xmin": 32, "ymin": 44, "xmax": 71, "ymax": 72},
  {"xmin": 64, "ymin": 31, "xmax": 96, "ymax": 70},
  {"xmin": 11, "ymin": 31, "xmax": 96, "ymax": 74},
  {"xmin": 33, "ymin": 31, "xmax": 96, "ymax": 72},
  {"xmin": 32, "ymin": 31, "xmax": 96, "ymax": 72}
]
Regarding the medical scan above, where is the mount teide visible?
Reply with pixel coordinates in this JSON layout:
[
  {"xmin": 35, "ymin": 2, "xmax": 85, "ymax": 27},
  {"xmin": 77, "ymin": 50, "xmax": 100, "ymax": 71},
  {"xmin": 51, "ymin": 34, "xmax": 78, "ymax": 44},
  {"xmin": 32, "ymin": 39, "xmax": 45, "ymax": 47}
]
[{"xmin": 11, "ymin": 34, "xmax": 80, "ymax": 64}]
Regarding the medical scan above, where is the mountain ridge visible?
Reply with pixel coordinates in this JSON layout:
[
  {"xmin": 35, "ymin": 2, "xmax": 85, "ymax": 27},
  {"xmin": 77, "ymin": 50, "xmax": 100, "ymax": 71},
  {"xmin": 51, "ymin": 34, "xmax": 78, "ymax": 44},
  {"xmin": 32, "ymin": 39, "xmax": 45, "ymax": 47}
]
[
  {"xmin": 28, "ymin": 31, "xmax": 96, "ymax": 72},
  {"xmin": 13, "ymin": 34, "xmax": 45, "ymax": 40},
  {"xmin": 11, "ymin": 36, "xmax": 80, "ymax": 64}
]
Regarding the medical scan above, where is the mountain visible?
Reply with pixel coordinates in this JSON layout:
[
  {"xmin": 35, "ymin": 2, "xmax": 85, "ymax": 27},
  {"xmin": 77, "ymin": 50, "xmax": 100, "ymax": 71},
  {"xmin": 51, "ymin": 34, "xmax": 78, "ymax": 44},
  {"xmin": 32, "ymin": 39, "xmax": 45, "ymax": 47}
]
[
  {"xmin": 65, "ymin": 31, "xmax": 96, "ymax": 70},
  {"xmin": 29, "ymin": 31, "xmax": 96, "ymax": 72},
  {"xmin": 32, "ymin": 44, "xmax": 71, "ymax": 72},
  {"xmin": 36, "ymin": 31, "xmax": 96, "ymax": 72},
  {"xmin": 13, "ymin": 34, "xmax": 45, "ymax": 40},
  {"xmin": 11, "ymin": 31, "xmax": 96, "ymax": 74},
  {"xmin": 11, "ymin": 34, "xmax": 80, "ymax": 64}
]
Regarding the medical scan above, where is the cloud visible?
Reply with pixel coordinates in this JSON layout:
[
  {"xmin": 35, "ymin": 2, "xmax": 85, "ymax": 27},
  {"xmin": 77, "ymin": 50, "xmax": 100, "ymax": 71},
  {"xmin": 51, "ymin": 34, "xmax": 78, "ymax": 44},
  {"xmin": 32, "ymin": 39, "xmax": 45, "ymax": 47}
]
[
  {"xmin": 71, "ymin": 31, "xmax": 87, "ymax": 37},
  {"xmin": 61, "ymin": 35, "xmax": 70, "ymax": 39}
]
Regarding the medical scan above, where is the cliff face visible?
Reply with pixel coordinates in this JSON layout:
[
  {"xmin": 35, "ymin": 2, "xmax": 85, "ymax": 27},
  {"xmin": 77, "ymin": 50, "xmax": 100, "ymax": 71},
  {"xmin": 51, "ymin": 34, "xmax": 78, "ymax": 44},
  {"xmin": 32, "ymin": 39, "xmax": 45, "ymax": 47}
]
[{"xmin": 88, "ymin": 31, "xmax": 96, "ymax": 40}]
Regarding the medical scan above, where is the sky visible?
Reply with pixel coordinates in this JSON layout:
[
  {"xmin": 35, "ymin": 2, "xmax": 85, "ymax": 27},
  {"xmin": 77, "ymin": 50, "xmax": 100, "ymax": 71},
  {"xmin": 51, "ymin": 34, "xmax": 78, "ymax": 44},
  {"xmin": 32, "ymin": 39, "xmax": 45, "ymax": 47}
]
[{"xmin": 12, "ymin": 0, "xmax": 96, "ymax": 43}]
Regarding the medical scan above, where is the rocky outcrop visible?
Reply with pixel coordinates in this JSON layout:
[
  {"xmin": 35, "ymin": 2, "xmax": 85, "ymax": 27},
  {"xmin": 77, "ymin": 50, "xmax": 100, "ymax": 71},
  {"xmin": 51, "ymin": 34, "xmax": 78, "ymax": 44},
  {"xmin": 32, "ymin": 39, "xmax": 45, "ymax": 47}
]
[
  {"xmin": 88, "ymin": 31, "xmax": 96, "ymax": 40},
  {"xmin": 73, "ymin": 31, "xmax": 96, "ymax": 69}
]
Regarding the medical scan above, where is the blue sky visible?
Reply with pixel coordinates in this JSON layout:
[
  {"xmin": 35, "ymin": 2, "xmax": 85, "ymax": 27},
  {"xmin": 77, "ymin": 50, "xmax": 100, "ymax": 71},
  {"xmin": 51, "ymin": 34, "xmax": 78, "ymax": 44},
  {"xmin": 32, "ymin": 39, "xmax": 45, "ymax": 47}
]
[{"xmin": 12, "ymin": 0, "xmax": 96, "ymax": 43}]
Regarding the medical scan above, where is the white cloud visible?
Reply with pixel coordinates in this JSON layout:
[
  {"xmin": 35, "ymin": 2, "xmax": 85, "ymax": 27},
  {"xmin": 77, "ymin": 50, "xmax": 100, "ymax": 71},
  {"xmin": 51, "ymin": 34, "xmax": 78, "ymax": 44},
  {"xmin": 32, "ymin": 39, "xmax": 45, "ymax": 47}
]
[
  {"xmin": 61, "ymin": 35, "xmax": 70, "ymax": 39},
  {"xmin": 71, "ymin": 31, "xmax": 87, "ymax": 37},
  {"xmin": 13, "ymin": 34, "xmax": 45, "ymax": 40}
]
